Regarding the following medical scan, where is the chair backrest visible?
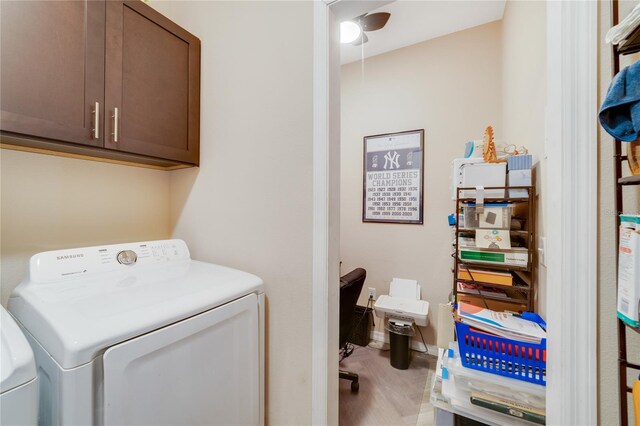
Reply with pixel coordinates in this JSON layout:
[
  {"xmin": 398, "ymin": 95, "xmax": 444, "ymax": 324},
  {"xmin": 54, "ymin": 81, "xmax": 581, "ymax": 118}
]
[{"xmin": 339, "ymin": 268, "xmax": 367, "ymax": 348}]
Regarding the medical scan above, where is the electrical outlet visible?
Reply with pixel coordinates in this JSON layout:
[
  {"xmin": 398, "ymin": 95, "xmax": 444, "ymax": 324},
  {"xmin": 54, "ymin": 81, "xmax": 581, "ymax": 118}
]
[{"xmin": 367, "ymin": 287, "xmax": 376, "ymax": 299}]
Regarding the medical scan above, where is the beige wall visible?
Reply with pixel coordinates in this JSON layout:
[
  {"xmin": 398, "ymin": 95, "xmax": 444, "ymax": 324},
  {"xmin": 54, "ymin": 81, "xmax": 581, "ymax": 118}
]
[
  {"xmin": 151, "ymin": 2, "xmax": 317, "ymax": 424},
  {"xmin": 340, "ymin": 21, "xmax": 504, "ymax": 345},
  {"xmin": 0, "ymin": 150, "xmax": 171, "ymax": 306},
  {"xmin": 3, "ymin": 1, "xmax": 322, "ymax": 423},
  {"xmin": 598, "ymin": 1, "xmax": 640, "ymax": 423},
  {"xmin": 500, "ymin": 1, "xmax": 547, "ymax": 316}
]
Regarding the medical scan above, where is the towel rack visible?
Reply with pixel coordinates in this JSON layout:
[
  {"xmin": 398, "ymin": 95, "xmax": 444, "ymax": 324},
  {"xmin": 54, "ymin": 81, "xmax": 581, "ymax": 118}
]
[{"xmin": 611, "ymin": 2, "xmax": 640, "ymax": 425}]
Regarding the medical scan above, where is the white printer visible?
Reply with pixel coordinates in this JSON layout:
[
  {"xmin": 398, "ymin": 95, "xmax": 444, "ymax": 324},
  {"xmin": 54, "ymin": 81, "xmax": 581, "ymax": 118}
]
[{"xmin": 374, "ymin": 278, "xmax": 429, "ymax": 327}]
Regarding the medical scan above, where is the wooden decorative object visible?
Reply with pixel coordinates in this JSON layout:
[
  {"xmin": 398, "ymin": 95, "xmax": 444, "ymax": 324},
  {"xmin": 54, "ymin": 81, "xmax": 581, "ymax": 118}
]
[
  {"xmin": 482, "ymin": 126, "xmax": 506, "ymax": 163},
  {"xmin": 627, "ymin": 137, "xmax": 640, "ymax": 175}
]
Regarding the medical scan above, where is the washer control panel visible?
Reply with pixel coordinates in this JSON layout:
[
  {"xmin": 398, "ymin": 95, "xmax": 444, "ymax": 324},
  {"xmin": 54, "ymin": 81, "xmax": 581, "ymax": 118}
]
[
  {"xmin": 29, "ymin": 239, "xmax": 191, "ymax": 282},
  {"xmin": 116, "ymin": 250, "xmax": 138, "ymax": 265}
]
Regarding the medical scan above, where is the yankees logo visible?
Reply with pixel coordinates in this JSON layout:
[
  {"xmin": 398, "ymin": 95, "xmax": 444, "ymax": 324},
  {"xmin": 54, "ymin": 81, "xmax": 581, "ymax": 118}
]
[{"xmin": 383, "ymin": 151, "xmax": 400, "ymax": 170}]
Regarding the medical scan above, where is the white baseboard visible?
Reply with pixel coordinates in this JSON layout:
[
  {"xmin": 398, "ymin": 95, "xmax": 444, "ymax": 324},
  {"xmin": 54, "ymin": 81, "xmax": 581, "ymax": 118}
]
[{"xmin": 370, "ymin": 330, "xmax": 438, "ymax": 356}]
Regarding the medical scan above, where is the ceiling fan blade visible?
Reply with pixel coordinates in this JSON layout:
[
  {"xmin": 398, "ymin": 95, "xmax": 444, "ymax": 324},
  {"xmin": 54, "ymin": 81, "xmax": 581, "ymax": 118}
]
[
  {"xmin": 359, "ymin": 12, "xmax": 390, "ymax": 32},
  {"xmin": 352, "ymin": 32, "xmax": 368, "ymax": 46}
]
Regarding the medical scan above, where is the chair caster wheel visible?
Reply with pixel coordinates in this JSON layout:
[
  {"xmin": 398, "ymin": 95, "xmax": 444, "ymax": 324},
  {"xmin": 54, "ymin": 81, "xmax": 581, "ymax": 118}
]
[{"xmin": 351, "ymin": 381, "xmax": 359, "ymax": 392}]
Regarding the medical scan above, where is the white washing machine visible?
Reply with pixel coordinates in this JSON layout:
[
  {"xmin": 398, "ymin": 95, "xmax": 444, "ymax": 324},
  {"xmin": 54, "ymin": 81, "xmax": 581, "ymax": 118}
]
[
  {"xmin": 8, "ymin": 239, "xmax": 264, "ymax": 426},
  {"xmin": 1, "ymin": 305, "xmax": 38, "ymax": 425}
]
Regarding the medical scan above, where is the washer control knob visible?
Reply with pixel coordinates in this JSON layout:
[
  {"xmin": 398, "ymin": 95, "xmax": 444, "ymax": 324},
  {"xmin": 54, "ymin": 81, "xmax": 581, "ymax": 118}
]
[{"xmin": 116, "ymin": 250, "xmax": 138, "ymax": 265}]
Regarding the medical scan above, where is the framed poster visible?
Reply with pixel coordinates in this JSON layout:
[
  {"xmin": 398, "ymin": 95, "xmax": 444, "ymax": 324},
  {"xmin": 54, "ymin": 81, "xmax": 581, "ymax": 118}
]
[{"xmin": 362, "ymin": 129, "xmax": 424, "ymax": 224}]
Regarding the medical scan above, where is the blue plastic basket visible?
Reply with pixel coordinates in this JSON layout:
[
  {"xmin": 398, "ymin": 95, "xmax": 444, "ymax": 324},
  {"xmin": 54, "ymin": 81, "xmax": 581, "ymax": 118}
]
[{"xmin": 455, "ymin": 321, "xmax": 547, "ymax": 386}]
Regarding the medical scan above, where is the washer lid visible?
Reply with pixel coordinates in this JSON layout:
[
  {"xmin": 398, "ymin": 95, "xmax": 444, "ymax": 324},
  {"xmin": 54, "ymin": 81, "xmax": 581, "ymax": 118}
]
[
  {"xmin": 8, "ymin": 239, "xmax": 264, "ymax": 369},
  {"xmin": 0, "ymin": 305, "xmax": 36, "ymax": 394}
]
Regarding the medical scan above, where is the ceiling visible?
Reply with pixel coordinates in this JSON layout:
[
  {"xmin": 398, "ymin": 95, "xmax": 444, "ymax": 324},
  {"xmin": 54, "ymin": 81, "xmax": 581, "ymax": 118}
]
[{"xmin": 340, "ymin": 1, "xmax": 506, "ymax": 65}]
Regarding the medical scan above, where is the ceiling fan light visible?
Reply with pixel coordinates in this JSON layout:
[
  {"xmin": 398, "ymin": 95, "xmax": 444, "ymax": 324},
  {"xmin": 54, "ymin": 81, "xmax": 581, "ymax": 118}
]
[{"xmin": 340, "ymin": 21, "xmax": 361, "ymax": 44}]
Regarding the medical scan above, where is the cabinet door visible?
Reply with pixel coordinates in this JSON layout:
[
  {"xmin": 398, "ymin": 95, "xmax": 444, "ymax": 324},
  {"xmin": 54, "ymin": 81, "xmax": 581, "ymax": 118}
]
[
  {"xmin": 105, "ymin": 1, "xmax": 200, "ymax": 165},
  {"xmin": 0, "ymin": 1, "xmax": 105, "ymax": 146}
]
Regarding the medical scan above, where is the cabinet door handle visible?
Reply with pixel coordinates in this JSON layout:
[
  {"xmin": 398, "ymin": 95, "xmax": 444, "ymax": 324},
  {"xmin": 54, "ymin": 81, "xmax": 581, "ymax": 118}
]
[
  {"xmin": 92, "ymin": 101, "xmax": 100, "ymax": 139},
  {"xmin": 112, "ymin": 107, "xmax": 119, "ymax": 143}
]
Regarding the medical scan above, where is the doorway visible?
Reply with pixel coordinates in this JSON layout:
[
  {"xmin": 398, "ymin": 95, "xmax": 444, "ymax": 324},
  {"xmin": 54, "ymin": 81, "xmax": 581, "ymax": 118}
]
[
  {"xmin": 315, "ymin": 1, "xmax": 599, "ymax": 424},
  {"xmin": 334, "ymin": 1, "xmax": 512, "ymax": 424}
]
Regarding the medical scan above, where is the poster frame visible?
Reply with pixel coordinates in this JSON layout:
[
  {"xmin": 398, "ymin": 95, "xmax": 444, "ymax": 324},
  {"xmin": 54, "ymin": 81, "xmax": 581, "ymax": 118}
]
[{"xmin": 362, "ymin": 129, "xmax": 424, "ymax": 225}]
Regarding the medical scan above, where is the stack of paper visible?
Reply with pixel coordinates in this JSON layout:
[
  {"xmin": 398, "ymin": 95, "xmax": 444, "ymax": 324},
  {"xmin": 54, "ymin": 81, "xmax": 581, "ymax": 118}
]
[
  {"xmin": 457, "ymin": 302, "xmax": 546, "ymax": 344},
  {"xmin": 456, "ymin": 282, "xmax": 511, "ymax": 300},
  {"xmin": 457, "ymin": 266, "xmax": 513, "ymax": 286}
]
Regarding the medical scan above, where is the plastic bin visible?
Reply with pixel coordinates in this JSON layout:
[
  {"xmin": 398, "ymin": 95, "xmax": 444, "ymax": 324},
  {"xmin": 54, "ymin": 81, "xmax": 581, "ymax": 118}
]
[
  {"xmin": 455, "ymin": 321, "xmax": 547, "ymax": 386},
  {"xmin": 442, "ymin": 342, "xmax": 545, "ymax": 425},
  {"xmin": 443, "ymin": 342, "xmax": 545, "ymax": 404},
  {"xmin": 461, "ymin": 203, "xmax": 513, "ymax": 230}
]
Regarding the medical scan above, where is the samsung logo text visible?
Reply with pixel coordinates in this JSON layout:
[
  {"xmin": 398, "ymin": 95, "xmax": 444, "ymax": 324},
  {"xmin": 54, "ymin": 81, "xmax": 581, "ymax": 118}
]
[{"xmin": 57, "ymin": 254, "xmax": 84, "ymax": 261}]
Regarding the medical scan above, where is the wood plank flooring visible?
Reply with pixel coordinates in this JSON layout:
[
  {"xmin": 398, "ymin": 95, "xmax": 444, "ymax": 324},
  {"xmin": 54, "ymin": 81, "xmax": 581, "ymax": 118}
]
[{"xmin": 339, "ymin": 345, "xmax": 436, "ymax": 426}]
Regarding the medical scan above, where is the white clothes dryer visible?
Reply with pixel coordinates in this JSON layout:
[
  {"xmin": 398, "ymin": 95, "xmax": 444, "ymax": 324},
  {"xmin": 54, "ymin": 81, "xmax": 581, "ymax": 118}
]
[
  {"xmin": 1, "ymin": 305, "xmax": 38, "ymax": 425},
  {"xmin": 8, "ymin": 239, "xmax": 264, "ymax": 426}
]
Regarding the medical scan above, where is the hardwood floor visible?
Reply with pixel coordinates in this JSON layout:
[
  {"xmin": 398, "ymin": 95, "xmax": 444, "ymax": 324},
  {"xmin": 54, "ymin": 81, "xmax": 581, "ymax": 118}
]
[{"xmin": 339, "ymin": 344, "xmax": 436, "ymax": 426}]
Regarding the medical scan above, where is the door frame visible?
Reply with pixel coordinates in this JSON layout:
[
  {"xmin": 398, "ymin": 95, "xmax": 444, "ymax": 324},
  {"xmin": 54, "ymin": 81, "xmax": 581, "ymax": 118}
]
[
  {"xmin": 312, "ymin": 1, "xmax": 599, "ymax": 424},
  {"xmin": 545, "ymin": 1, "xmax": 598, "ymax": 425},
  {"xmin": 312, "ymin": 1, "xmax": 382, "ymax": 423},
  {"xmin": 312, "ymin": 1, "xmax": 339, "ymax": 425}
]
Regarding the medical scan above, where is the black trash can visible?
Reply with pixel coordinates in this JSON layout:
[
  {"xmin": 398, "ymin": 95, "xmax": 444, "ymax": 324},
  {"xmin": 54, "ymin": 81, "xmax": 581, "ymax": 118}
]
[
  {"xmin": 386, "ymin": 321, "xmax": 414, "ymax": 370},
  {"xmin": 389, "ymin": 330, "xmax": 410, "ymax": 369}
]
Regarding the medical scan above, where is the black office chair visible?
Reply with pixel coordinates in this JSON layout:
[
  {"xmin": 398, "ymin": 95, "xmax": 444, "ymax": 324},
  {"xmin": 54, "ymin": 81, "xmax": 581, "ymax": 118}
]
[{"xmin": 339, "ymin": 267, "xmax": 367, "ymax": 392}]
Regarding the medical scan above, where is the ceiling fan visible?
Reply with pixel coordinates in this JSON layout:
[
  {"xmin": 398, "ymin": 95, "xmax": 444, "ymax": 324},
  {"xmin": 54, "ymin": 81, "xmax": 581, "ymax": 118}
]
[{"xmin": 341, "ymin": 12, "xmax": 391, "ymax": 46}]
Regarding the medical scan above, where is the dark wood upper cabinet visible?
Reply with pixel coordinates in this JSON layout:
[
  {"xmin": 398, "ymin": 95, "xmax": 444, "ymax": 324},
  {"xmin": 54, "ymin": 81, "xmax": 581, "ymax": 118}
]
[
  {"xmin": 0, "ymin": 1, "xmax": 105, "ymax": 147},
  {"xmin": 105, "ymin": 1, "xmax": 200, "ymax": 165},
  {"xmin": 0, "ymin": 0, "xmax": 201, "ymax": 168}
]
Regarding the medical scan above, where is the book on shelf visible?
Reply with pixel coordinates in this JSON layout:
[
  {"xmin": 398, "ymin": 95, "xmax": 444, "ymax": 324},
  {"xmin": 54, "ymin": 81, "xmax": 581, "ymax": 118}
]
[
  {"xmin": 475, "ymin": 229, "xmax": 512, "ymax": 249},
  {"xmin": 458, "ymin": 236, "xmax": 476, "ymax": 247},
  {"xmin": 457, "ymin": 266, "xmax": 513, "ymax": 286},
  {"xmin": 469, "ymin": 391, "xmax": 545, "ymax": 425},
  {"xmin": 457, "ymin": 302, "xmax": 546, "ymax": 343},
  {"xmin": 456, "ymin": 293, "xmax": 527, "ymax": 313},
  {"xmin": 458, "ymin": 246, "xmax": 528, "ymax": 268}
]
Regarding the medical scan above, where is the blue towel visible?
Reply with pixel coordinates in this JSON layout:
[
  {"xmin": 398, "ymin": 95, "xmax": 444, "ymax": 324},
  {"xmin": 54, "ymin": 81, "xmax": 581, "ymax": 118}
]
[{"xmin": 599, "ymin": 60, "xmax": 640, "ymax": 142}]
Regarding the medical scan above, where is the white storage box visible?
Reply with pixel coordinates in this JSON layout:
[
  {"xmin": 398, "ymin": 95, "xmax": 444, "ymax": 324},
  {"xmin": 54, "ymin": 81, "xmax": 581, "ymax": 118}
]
[
  {"xmin": 451, "ymin": 158, "xmax": 485, "ymax": 200},
  {"xmin": 617, "ymin": 215, "xmax": 640, "ymax": 328},
  {"xmin": 507, "ymin": 169, "xmax": 532, "ymax": 198},
  {"xmin": 458, "ymin": 162, "xmax": 506, "ymax": 199}
]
